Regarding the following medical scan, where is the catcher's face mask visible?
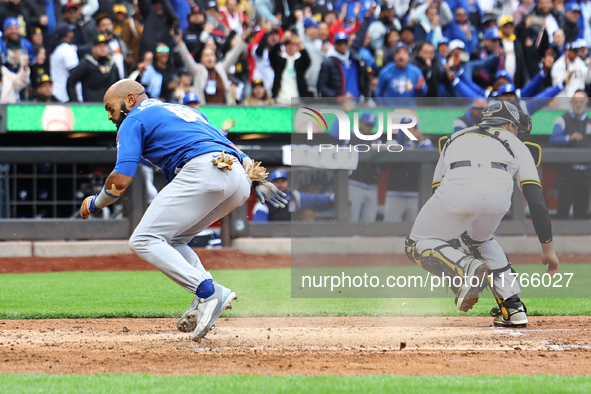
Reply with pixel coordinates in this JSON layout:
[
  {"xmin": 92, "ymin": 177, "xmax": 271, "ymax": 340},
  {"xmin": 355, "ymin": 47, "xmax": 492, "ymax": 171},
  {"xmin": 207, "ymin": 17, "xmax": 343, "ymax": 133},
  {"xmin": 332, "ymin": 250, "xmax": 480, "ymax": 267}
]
[{"xmin": 517, "ymin": 110, "xmax": 532, "ymax": 141}]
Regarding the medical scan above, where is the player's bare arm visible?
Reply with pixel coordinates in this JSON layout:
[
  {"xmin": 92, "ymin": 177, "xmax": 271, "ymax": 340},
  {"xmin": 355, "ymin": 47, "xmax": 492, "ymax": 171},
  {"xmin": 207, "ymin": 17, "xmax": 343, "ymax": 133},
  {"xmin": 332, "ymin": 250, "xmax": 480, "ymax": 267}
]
[{"xmin": 80, "ymin": 172, "xmax": 133, "ymax": 219}]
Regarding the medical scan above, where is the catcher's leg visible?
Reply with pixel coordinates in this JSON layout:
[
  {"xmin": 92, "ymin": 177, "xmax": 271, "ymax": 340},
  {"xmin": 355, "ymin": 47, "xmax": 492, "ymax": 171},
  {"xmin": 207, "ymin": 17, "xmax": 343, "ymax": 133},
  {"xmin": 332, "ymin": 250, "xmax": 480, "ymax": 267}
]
[
  {"xmin": 461, "ymin": 233, "xmax": 527, "ymax": 327},
  {"xmin": 405, "ymin": 237, "xmax": 490, "ymax": 312}
]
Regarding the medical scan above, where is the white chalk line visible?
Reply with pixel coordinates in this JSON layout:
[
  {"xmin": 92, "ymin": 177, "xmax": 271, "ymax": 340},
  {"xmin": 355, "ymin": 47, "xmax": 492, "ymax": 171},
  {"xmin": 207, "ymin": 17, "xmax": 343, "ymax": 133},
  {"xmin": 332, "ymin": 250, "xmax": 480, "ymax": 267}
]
[
  {"xmin": 258, "ymin": 326, "xmax": 590, "ymax": 332},
  {"xmin": 193, "ymin": 345, "xmax": 590, "ymax": 352}
]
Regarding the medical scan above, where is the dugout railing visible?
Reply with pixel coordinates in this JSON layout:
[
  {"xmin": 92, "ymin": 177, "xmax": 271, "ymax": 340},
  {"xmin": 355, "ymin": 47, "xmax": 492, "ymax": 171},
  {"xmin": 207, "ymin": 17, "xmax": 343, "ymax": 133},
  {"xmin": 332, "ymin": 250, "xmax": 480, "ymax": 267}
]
[{"xmin": 1, "ymin": 147, "xmax": 591, "ymax": 241}]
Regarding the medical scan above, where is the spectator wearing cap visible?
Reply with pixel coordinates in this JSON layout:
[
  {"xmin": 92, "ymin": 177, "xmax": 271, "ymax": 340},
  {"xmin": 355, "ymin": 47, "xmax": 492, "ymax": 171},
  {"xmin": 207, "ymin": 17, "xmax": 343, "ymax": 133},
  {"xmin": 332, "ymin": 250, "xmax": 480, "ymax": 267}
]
[
  {"xmin": 52, "ymin": 1, "xmax": 94, "ymax": 49},
  {"xmin": 243, "ymin": 78, "xmax": 274, "ymax": 105},
  {"xmin": 384, "ymin": 116, "xmax": 434, "ymax": 223},
  {"xmin": 113, "ymin": 4, "xmax": 128, "ymax": 35},
  {"xmin": 443, "ymin": 7, "xmax": 478, "ymax": 54},
  {"xmin": 183, "ymin": 5, "xmax": 215, "ymax": 64},
  {"xmin": 203, "ymin": 0, "xmax": 232, "ymax": 50},
  {"xmin": 49, "ymin": 23, "xmax": 79, "ymax": 102},
  {"xmin": 376, "ymin": 42, "xmax": 427, "ymax": 104},
  {"xmin": 295, "ymin": 11, "xmax": 329, "ymax": 96},
  {"xmin": 31, "ymin": 26, "xmax": 44, "ymax": 47},
  {"xmin": 269, "ymin": 31, "xmax": 311, "ymax": 104},
  {"xmin": 30, "ymin": 74, "xmax": 59, "ymax": 102},
  {"xmin": 0, "ymin": 17, "xmax": 36, "ymax": 74},
  {"xmin": 121, "ymin": 1, "xmax": 145, "ymax": 66},
  {"xmin": 0, "ymin": 46, "xmax": 30, "ymax": 104},
  {"xmin": 564, "ymin": 2, "xmax": 583, "ymax": 43},
  {"xmin": 552, "ymin": 39, "xmax": 591, "ymax": 97},
  {"xmin": 317, "ymin": 6, "xmax": 374, "ymax": 99},
  {"xmin": 0, "ymin": 0, "xmax": 48, "ymax": 39},
  {"xmin": 368, "ymin": 2, "xmax": 401, "ymax": 51},
  {"xmin": 95, "ymin": 12, "xmax": 129, "ymax": 79},
  {"xmin": 138, "ymin": 0, "xmax": 179, "ymax": 57},
  {"xmin": 470, "ymin": 27, "xmax": 502, "ymax": 88},
  {"xmin": 174, "ymin": 26, "xmax": 248, "ymax": 104},
  {"xmin": 499, "ymin": 15, "xmax": 529, "ymax": 88},
  {"xmin": 182, "ymin": 91, "xmax": 200, "ymax": 108},
  {"xmin": 414, "ymin": 5, "xmax": 444, "ymax": 48},
  {"xmin": 66, "ymin": 33, "xmax": 120, "ymax": 102},
  {"xmin": 219, "ymin": 0, "xmax": 247, "ymax": 37},
  {"xmin": 411, "ymin": 41, "xmax": 446, "ymax": 97},
  {"xmin": 329, "ymin": 111, "xmax": 381, "ymax": 222},
  {"xmin": 138, "ymin": 42, "xmax": 177, "ymax": 101}
]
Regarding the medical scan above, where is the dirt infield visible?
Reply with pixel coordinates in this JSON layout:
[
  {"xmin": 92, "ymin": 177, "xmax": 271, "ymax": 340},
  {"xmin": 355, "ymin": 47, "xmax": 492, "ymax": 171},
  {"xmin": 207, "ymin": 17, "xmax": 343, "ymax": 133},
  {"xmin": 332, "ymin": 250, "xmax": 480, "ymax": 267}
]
[
  {"xmin": 1, "ymin": 250, "xmax": 590, "ymax": 376},
  {"xmin": 1, "ymin": 317, "xmax": 590, "ymax": 375}
]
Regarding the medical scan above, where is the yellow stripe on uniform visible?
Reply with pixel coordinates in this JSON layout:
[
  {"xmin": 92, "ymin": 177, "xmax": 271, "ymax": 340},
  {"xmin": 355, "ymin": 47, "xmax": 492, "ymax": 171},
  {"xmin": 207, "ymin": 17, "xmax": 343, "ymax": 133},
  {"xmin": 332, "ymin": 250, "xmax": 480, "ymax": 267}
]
[
  {"xmin": 432, "ymin": 180, "xmax": 442, "ymax": 188},
  {"xmin": 520, "ymin": 179, "xmax": 542, "ymax": 188}
]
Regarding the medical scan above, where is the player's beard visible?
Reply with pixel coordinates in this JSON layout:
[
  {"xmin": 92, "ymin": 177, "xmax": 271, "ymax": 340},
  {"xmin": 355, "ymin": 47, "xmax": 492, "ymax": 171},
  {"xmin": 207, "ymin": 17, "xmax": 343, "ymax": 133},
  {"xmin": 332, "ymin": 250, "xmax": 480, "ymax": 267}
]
[{"xmin": 115, "ymin": 100, "xmax": 129, "ymax": 130}]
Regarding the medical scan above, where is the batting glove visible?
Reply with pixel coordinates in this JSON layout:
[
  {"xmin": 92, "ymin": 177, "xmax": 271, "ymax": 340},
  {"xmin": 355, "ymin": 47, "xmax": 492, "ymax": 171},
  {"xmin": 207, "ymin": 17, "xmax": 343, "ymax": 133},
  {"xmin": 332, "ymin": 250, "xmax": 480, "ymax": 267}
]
[
  {"xmin": 80, "ymin": 194, "xmax": 100, "ymax": 219},
  {"xmin": 253, "ymin": 181, "xmax": 288, "ymax": 208}
]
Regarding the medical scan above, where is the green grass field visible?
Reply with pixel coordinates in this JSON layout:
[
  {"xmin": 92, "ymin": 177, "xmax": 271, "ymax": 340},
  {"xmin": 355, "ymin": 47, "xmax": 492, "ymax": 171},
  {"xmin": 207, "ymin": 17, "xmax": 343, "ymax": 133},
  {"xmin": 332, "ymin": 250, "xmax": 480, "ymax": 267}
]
[
  {"xmin": 2, "ymin": 265, "xmax": 590, "ymax": 392},
  {"xmin": 0, "ymin": 265, "xmax": 590, "ymax": 319},
  {"xmin": 1, "ymin": 374, "xmax": 591, "ymax": 393}
]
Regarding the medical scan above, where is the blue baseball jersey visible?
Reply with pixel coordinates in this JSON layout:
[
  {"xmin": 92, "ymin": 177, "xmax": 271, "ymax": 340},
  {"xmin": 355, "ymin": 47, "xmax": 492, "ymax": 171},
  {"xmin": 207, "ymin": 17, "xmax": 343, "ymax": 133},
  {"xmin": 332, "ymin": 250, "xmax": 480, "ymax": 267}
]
[{"xmin": 114, "ymin": 99, "xmax": 241, "ymax": 182}]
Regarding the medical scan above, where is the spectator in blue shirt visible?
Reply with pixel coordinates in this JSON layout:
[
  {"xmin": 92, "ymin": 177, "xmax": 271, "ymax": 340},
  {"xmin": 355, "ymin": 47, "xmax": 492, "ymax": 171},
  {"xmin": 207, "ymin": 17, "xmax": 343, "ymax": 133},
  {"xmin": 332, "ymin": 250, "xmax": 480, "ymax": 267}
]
[
  {"xmin": 375, "ymin": 42, "xmax": 427, "ymax": 105},
  {"xmin": 443, "ymin": 7, "xmax": 478, "ymax": 54},
  {"xmin": 550, "ymin": 90, "xmax": 591, "ymax": 219}
]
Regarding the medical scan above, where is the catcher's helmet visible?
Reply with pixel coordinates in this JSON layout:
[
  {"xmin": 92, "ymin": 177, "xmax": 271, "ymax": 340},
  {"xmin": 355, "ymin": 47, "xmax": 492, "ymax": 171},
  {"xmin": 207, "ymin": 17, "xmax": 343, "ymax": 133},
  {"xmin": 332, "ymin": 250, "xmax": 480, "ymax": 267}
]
[{"xmin": 479, "ymin": 100, "xmax": 521, "ymax": 128}]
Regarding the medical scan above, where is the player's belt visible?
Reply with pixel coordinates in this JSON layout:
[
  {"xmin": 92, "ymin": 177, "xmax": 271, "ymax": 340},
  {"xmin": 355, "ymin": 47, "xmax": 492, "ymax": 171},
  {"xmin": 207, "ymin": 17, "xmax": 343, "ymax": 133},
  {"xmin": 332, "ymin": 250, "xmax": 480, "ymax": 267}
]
[{"xmin": 450, "ymin": 160, "xmax": 507, "ymax": 171}]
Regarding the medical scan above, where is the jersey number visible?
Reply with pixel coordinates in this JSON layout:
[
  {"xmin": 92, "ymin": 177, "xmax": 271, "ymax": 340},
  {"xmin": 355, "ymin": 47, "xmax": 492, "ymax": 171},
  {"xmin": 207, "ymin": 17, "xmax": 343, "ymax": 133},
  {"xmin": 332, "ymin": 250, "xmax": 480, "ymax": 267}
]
[{"xmin": 164, "ymin": 104, "xmax": 206, "ymax": 123}]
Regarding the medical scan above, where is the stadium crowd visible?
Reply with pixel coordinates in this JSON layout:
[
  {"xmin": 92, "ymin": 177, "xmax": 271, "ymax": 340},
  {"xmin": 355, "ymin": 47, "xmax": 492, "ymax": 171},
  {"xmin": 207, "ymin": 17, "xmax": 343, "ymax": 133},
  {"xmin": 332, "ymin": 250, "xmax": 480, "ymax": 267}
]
[{"xmin": 2, "ymin": 0, "xmax": 591, "ymax": 105}]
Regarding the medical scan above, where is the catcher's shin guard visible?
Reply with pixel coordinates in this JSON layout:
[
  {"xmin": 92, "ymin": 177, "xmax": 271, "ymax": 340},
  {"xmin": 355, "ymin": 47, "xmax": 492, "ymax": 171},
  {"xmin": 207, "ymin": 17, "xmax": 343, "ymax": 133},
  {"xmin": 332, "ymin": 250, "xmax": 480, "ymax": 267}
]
[
  {"xmin": 405, "ymin": 237, "xmax": 470, "ymax": 294},
  {"xmin": 461, "ymin": 232, "xmax": 515, "ymax": 320}
]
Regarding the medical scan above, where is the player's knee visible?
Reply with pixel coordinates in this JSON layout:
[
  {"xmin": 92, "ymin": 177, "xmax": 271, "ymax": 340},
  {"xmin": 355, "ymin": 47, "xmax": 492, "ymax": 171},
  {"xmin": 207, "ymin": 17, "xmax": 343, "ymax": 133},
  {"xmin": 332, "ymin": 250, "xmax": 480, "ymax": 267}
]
[{"xmin": 128, "ymin": 233, "xmax": 150, "ymax": 254}]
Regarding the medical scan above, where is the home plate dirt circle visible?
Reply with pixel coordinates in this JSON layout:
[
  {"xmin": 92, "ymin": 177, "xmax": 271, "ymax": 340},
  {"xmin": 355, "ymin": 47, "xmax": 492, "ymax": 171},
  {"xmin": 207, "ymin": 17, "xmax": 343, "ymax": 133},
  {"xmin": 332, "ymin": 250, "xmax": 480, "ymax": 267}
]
[{"xmin": 1, "ymin": 316, "xmax": 591, "ymax": 375}]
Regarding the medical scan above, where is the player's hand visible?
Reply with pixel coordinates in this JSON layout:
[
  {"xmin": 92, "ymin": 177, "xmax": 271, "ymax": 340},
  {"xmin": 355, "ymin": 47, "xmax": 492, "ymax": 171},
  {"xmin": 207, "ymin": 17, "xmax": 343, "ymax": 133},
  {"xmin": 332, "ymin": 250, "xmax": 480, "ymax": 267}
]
[
  {"xmin": 541, "ymin": 242, "xmax": 560, "ymax": 276},
  {"xmin": 80, "ymin": 195, "xmax": 99, "ymax": 220},
  {"xmin": 254, "ymin": 181, "xmax": 288, "ymax": 208},
  {"xmin": 570, "ymin": 131, "xmax": 584, "ymax": 141},
  {"xmin": 222, "ymin": 117, "xmax": 236, "ymax": 131}
]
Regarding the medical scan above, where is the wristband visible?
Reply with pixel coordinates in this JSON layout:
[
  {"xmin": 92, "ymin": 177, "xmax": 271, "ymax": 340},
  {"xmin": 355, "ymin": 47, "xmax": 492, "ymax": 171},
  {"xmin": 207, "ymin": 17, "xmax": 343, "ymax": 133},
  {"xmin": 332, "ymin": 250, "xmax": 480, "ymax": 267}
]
[
  {"xmin": 89, "ymin": 195, "xmax": 99, "ymax": 213},
  {"xmin": 94, "ymin": 186, "xmax": 121, "ymax": 209}
]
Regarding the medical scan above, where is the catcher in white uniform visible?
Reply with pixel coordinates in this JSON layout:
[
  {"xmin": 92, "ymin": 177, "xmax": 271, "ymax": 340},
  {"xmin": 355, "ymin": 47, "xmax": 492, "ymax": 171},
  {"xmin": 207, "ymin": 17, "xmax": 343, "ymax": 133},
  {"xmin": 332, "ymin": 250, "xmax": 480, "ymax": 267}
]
[{"xmin": 405, "ymin": 100, "xmax": 560, "ymax": 327}]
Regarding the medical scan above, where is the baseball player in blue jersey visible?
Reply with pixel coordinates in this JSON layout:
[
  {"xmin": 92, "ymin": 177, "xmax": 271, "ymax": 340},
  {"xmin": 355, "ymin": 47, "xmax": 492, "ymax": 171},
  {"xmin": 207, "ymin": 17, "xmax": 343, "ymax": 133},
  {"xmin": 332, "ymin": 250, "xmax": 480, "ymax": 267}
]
[{"xmin": 80, "ymin": 80, "xmax": 287, "ymax": 342}]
